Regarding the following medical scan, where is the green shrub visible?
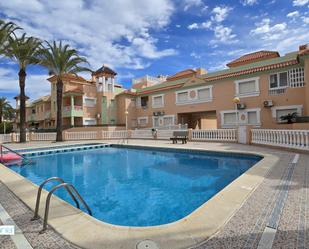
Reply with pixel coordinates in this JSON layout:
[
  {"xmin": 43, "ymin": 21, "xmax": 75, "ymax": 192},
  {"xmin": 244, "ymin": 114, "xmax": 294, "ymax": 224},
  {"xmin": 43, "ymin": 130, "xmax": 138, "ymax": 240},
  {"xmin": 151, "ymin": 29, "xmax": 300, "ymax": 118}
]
[{"xmin": 0, "ymin": 122, "xmax": 13, "ymax": 134}]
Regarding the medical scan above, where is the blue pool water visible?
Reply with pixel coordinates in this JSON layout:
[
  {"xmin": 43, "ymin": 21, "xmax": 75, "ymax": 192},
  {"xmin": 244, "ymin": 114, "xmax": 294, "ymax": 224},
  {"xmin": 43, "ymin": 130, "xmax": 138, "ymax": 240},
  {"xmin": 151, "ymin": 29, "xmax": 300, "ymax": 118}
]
[{"xmin": 10, "ymin": 146, "xmax": 261, "ymax": 227}]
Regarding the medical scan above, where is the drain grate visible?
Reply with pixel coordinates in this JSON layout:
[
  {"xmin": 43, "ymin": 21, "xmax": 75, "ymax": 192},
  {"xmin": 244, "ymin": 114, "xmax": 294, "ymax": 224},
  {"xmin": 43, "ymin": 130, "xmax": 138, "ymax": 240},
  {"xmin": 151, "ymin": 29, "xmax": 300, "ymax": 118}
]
[{"xmin": 136, "ymin": 240, "xmax": 160, "ymax": 249}]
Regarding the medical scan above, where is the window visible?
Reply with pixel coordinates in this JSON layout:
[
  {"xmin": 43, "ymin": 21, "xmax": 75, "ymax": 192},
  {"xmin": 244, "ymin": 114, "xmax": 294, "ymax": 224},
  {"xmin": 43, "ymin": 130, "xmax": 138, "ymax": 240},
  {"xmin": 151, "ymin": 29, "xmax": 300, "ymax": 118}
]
[
  {"xmin": 221, "ymin": 109, "xmax": 261, "ymax": 127},
  {"xmin": 152, "ymin": 115, "xmax": 175, "ymax": 127},
  {"xmin": 222, "ymin": 112, "xmax": 237, "ymax": 126},
  {"xmin": 177, "ymin": 92, "xmax": 188, "ymax": 103},
  {"xmin": 163, "ymin": 116, "xmax": 174, "ymax": 126},
  {"xmin": 83, "ymin": 118, "xmax": 97, "ymax": 126},
  {"xmin": 136, "ymin": 97, "xmax": 141, "ymax": 108},
  {"xmin": 153, "ymin": 117, "xmax": 159, "ymax": 127},
  {"xmin": 137, "ymin": 117, "xmax": 148, "ymax": 126},
  {"xmin": 141, "ymin": 96, "xmax": 149, "ymax": 108},
  {"xmin": 269, "ymin": 72, "xmax": 288, "ymax": 89},
  {"xmin": 248, "ymin": 111, "xmax": 258, "ymax": 125},
  {"xmin": 271, "ymin": 105, "xmax": 302, "ymax": 122},
  {"xmin": 289, "ymin": 68, "xmax": 305, "ymax": 88},
  {"xmin": 235, "ymin": 77, "xmax": 260, "ymax": 97},
  {"xmin": 84, "ymin": 97, "xmax": 96, "ymax": 107},
  {"xmin": 176, "ymin": 86, "xmax": 213, "ymax": 104},
  {"xmin": 152, "ymin": 95, "xmax": 164, "ymax": 108},
  {"xmin": 32, "ymin": 109, "xmax": 36, "ymax": 114},
  {"xmin": 197, "ymin": 88, "xmax": 210, "ymax": 100}
]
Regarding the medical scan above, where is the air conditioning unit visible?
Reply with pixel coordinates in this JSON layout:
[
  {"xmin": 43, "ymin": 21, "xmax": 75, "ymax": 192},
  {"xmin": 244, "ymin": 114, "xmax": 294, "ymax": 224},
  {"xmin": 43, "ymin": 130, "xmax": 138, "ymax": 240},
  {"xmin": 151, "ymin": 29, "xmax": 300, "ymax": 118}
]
[
  {"xmin": 263, "ymin": 100, "xmax": 273, "ymax": 107},
  {"xmin": 237, "ymin": 103, "xmax": 246, "ymax": 110}
]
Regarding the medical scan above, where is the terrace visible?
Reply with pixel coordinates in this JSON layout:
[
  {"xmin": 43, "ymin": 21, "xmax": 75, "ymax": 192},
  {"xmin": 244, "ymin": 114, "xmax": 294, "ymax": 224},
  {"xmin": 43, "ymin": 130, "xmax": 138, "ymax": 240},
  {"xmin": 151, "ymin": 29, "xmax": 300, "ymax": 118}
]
[{"xmin": 0, "ymin": 134, "xmax": 308, "ymax": 249}]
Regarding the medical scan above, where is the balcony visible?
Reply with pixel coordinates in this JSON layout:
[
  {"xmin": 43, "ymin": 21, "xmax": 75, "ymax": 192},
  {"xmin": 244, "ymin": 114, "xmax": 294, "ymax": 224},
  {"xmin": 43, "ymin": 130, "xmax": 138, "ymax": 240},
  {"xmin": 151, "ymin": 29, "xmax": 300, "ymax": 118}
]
[
  {"xmin": 26, "ymin": 114, "xmax": 36, "ymax": 122},
  {"xmin": 44, "ymin": 111, "xmax": 51, "ymax": 119},
  {"xmin": 62, "ymin": 105, "xmax": 83, "ymax": 117}
]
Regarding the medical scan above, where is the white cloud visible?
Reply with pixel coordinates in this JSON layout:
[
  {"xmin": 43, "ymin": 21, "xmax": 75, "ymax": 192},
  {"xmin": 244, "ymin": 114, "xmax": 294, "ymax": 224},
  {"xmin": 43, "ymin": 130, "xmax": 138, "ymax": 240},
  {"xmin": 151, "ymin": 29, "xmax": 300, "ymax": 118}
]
[
  {"xmin": 213, "ymin": 25, "xmax": 237, "ymax": 43},
  {"xmin": 0, "ymin": 0, "xmax": 176, "ymax": 70},
  {"xmin": 240, "ymin": 0, "xmax": 258, "ymax": 6},
  {"xmin": 183, "ymin": 0, "xmax": 207, "ymax": 11},
  {"xmin": 190, "ymin": 52, "xmax": 201, "ymax": 59},
  {"xmin": 211, "ymin": 6, "xmax": 232, "ymax": 23},
  {"xmin": 302, "ymin": 16, "xmax": 309, "ymax": 24},
  {"xmin": 250, "ymin": 18, "xmax": 287, "ymax": 41},
  {"xmin": 187, "ymin": 5, "xmax": 236, "ymax": 44},
  {"xmin": 287, "ymin": 11, "xmax": 300, "ymax": 18},
  {"xmin": 293, "ymin": 0, "xmax": 309, "ymax": 6},
  {"xmin": 187, "ymin": 21, "xmax": 211, "ymax": 30}
]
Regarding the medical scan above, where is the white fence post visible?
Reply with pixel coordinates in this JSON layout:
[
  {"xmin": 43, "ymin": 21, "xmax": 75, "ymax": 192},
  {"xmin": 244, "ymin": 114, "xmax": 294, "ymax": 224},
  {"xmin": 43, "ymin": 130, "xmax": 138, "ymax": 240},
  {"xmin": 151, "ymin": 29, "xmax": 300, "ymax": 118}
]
[
  {"xmin": 191, "ymin": 129, "xmax": 237, "ymax": 142},
  {"xmin": 251, "ymin": 129, "xmax": 309, "ymax": 151}
]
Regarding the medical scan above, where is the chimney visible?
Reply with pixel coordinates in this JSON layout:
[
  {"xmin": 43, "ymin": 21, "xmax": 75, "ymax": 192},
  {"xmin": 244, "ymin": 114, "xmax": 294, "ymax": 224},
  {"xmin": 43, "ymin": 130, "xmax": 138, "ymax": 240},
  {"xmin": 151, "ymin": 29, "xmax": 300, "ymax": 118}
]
[
  {"xmin": 299, "ymin": 44, "xmax": 309, "ymax": 51},
  {"xmin": 196, "ymin": 67, "xmax": 207, "ymax": 76}
]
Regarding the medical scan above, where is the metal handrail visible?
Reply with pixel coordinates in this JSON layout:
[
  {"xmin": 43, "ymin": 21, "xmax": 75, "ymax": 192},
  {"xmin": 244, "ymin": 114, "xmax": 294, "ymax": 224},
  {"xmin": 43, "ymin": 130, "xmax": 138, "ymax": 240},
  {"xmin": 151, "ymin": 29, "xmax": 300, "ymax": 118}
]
[
  {"xmin": 31, "ymin": 177, "xmax": 80, "ymax": 221},
  {"xmin": 41, "ymin": 183, "xmax": 92, "ymax": 232}
]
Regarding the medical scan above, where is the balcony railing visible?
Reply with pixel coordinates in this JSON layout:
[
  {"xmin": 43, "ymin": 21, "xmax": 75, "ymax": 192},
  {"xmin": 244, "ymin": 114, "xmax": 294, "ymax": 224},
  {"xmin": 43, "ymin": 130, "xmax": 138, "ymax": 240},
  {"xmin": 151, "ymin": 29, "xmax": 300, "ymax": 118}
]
[
  {"xmin": 62, "ymin": 105, "xmax": 83, "ymax": 117},
  {"xmin": 44, "ymin": 111, "xmax": 51, "ymax": 119}
]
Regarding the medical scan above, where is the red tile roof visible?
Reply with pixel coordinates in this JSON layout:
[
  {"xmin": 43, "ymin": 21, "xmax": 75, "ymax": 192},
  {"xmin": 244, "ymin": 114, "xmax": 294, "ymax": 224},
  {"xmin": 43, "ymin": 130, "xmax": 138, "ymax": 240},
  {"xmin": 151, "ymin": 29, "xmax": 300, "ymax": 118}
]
[
  {"xmin": 48, "ymin": 74, "xmax": 88, "ymax": 82},
  {"xmin": 206, "ymin": 59, "xmax": 298, "ymax": 82},
  {"xmin": 227, "ymin": 51, "xmax": 280, "ymax": 68},
  {"xmin": 166, "ymin": 69, "xmax": 196, "ymax": 81}
]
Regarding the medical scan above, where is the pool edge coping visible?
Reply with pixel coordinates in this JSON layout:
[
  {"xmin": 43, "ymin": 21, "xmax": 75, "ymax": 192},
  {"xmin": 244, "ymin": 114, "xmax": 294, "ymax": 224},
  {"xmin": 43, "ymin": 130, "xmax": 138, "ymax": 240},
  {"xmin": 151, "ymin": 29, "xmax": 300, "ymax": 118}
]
[{"xmin": 0, "ymin": 143, "xmax": 279, "ymax": 249}]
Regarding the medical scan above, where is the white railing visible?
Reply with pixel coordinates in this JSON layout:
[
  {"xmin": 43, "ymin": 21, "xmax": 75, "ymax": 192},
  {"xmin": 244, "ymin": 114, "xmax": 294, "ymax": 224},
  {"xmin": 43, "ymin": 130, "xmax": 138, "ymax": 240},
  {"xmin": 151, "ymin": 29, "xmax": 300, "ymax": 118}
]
[
  {"xmin": 13, "ymin": 133, "xmax": 30, "ymax": 142},
  {"xmin": 32, "ymin": 133, "xmax": 56, "ymax": 141},
  {"xmin": 65, "ymin": 131, "xmax": 98, "ymax": 140},
  {"xmin": 0, "ymin": 134, "xmax": 12, "ymax": 143},
  {"xmin": 252, "ymin": 129, "xmax": 309, "ymax": 150},
  {"xmin": 102, "ymin": 130, "xmax": 129, "ymax": 139},
  {"xmin": 192, "ymin": 129, "xmax": 237, "ymax": 141},
  {"xmin": 131, "ymin": 129, "xmax": 153, "ymax": 139}
]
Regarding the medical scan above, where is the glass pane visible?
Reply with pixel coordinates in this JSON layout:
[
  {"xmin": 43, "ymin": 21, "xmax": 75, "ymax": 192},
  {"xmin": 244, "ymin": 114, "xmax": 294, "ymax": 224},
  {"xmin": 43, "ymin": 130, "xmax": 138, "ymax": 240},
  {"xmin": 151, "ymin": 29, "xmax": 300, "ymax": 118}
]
[
  {"xmin": 276, "ymin": 109, "xmax": 298, "ymax": 121},
  {"xmin": 224, "ymin": 113, "xmax": 236, "ymax": 124},
  {"xmin": 163, "ymin": 117, "xmax": 173, "ymax": 126},
  {"xmin": 153, "ymin": 117, "xmax": 159, "ymax": 127},
  {"xmin": 178, "ymin": 92, "xmax": 188, "ymax": 102},
  {"xmin": 279, "ymin": 72, "xmax": 288, "ymax": 87},
  {"xmin": 270, "ymin": 74, "xmax": 278, "ymax": 88},
  {"xmin": 248, "ymin": 111, "xmax": 257, "ymax": 124},
  {"xmin": 153, "ymin": 96, "xmax": 162, "ymax": 106},
  {"xmin": 239, "ymin": 80, "xmax": 256, "ymax": 94},
  {"xmin": 197, "ymin": 88, "xmax": 210, "ymax": 99}
]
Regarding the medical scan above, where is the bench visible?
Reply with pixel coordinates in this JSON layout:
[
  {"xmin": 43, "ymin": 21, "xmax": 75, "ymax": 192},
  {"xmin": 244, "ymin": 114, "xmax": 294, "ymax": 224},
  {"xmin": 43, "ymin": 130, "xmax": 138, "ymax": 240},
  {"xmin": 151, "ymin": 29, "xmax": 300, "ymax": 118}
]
[{"xmin": 170, "ymin": 131, "xmax": 188, "ymax": 144}]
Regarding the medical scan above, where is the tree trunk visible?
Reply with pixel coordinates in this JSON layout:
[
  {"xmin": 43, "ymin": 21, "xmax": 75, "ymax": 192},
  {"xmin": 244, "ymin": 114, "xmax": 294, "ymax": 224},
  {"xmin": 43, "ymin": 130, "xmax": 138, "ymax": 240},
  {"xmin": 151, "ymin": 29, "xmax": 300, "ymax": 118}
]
[
  {"xmin": 56, "ymin": 78, "xmax": 64, "ymax": 142},
  {"xmin": 18, "ymin": 69, "xmax": 27, "ymax": 143}
]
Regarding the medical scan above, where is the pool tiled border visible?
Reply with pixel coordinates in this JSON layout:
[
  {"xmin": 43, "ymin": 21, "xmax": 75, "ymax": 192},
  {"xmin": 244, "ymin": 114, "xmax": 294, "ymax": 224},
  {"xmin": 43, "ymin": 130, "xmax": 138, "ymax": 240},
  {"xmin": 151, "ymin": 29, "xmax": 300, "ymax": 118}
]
[
  {"xmin": 22, "ymin": 144, "xmax": 109, "ymax": 157},
  {"xmin": 0, "ymin": 142, "xmax": 279, "ymax": 249}
]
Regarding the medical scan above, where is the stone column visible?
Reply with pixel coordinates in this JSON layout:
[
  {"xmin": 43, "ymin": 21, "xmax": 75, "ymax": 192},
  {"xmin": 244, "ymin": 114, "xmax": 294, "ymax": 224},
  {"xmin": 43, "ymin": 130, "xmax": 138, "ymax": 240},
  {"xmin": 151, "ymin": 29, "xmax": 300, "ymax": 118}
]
[
  {"xmin": 112, "ymin": 77, "xmax": 115, "ymax": 92},
  {"xmin": 103, "ymin": 76, "xmax": 106, "ymax": 92},
  {"xmin": 70, "ymin": 95, "xmax": 74, "ymax": 126},
  {"xmin": 304, "ymin": 57, "xmax": 309, "ymax": 115}
]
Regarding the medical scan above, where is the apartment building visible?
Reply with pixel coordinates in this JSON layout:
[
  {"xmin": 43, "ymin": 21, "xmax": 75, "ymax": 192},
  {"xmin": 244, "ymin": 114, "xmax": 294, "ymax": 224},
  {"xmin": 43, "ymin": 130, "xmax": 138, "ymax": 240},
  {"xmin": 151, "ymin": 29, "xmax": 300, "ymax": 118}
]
[{"xmin": 14, "ymin": 44, "xmax": 309, "ymax": 132}]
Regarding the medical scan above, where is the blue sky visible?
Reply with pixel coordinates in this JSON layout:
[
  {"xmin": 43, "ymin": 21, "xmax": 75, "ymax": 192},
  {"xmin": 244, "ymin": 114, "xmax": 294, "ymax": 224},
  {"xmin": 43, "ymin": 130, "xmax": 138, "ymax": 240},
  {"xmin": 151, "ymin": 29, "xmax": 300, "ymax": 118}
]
[{"xmin": 0, "ymin": 0, "xmax": 308, "ymax": 105}]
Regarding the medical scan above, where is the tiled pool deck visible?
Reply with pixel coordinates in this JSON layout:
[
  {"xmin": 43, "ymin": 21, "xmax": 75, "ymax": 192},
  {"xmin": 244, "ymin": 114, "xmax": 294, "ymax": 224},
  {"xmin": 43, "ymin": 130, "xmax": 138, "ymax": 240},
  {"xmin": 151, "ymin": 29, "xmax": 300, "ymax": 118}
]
[{"xmin": 0, "ymin": 139, "xmax": 308, "ymax": 249}]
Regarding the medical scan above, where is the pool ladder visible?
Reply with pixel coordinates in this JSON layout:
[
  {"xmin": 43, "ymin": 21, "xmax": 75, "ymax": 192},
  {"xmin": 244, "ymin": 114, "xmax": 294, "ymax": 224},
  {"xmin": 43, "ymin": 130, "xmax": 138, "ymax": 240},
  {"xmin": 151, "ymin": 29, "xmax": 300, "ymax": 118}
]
[{"xmin": 31, "ymin": 177, "xmax": 92, "ymax": 233}]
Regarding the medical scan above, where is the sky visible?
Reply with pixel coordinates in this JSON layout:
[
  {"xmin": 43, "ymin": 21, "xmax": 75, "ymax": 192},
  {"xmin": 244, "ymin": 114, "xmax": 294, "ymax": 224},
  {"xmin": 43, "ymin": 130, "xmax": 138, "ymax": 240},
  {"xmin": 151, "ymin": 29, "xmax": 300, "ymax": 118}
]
[{"xmin": 0, "ymin": 0, "xmax": 308, "ymax": 106}]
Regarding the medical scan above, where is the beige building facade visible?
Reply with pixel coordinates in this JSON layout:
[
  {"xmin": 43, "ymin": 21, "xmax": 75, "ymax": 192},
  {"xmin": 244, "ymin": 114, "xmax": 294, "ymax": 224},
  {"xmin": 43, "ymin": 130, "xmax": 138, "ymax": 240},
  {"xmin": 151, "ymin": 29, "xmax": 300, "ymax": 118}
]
[{"xmin": 14, "ymin": 44, "xmax": 309, "ymax": 131}]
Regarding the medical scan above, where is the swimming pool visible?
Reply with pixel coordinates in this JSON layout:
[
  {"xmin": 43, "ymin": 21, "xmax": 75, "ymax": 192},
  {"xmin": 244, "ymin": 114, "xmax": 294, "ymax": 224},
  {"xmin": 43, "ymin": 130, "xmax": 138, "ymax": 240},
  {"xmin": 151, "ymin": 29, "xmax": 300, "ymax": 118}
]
[{"xmin": 9, "ymin": 146, "xmax": 261, "ymax": 227}]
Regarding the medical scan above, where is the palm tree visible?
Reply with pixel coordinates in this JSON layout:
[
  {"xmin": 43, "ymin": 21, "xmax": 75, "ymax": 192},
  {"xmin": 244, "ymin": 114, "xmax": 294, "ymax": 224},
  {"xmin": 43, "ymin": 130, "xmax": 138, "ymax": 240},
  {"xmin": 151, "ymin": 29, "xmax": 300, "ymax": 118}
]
[
  {"xmin": 3, "ymin": 33, "xmax": 41, "ymax": 142},
  {"xmin": 0, "ymin": 97, "xmax": 10, "ymax": 123},
  {"xmin": 38, "ymin": 41, "xmax": 90, "ymax": 142},
  {"xmin": 0, "ymin": 20, "xmax": 20, "ymax": 54}
]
